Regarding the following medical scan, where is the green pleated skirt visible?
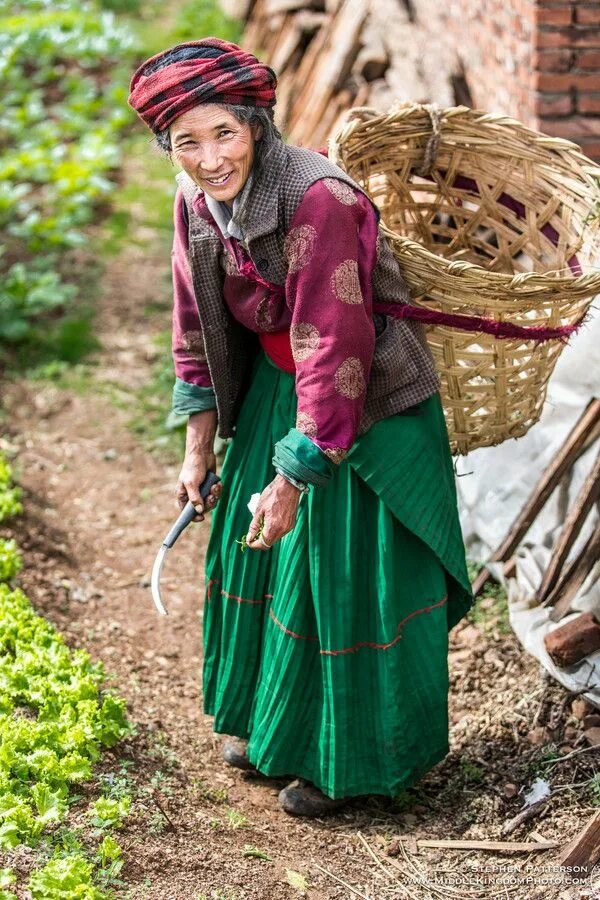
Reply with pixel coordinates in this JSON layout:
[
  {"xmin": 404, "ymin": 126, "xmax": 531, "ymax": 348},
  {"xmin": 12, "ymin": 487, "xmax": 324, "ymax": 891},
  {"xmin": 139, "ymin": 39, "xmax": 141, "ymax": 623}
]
[{"xmin": 202, "ymin": 351, "xmax": 473, "ymax": 799}]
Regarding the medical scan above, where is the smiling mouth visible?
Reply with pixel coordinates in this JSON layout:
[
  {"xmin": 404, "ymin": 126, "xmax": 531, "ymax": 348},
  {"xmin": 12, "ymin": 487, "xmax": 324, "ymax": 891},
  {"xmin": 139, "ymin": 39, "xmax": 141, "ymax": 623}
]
[{"xmin": 203, "ymin": 172, "xmax": 233, "ymax": 186}]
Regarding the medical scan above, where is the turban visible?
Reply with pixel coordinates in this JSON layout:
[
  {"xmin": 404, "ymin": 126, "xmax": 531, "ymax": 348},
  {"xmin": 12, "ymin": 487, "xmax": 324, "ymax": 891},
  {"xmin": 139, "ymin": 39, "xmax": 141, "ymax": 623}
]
[{"xmin": 128, "ymin": 37, "xmax": 278, "ymax": 134}]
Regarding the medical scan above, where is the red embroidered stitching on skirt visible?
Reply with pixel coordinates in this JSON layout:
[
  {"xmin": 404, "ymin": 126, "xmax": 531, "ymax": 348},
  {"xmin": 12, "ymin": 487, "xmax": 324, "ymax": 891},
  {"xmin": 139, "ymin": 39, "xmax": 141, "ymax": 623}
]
[
  {"xmin": 269, "ymin": 595, "xmax": 449, "ymax": 656},
  {"xmin": 206, "ymin": 579, "xmax": 448, "ymax": 654},
  {"xmin": 268, "ymin": 608, "xmax": 319, "ymax": 643},
  {"xmin": 206, "ymin": 578, "xmax": 273, "ymax": 606}
]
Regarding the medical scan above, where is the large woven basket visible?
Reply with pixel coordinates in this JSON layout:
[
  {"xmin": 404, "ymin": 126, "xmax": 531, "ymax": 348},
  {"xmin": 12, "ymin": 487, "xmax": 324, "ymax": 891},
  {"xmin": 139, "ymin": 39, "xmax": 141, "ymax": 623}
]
[{"xmin": 329, "ymin": 103, "xmax": 600, "ymax": 455}]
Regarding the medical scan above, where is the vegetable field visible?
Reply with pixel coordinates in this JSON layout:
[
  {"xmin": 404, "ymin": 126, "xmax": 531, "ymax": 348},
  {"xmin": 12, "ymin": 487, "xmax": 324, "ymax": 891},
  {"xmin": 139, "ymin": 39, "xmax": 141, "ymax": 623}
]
[{"xmin": 0, "ymin": 0, "xmax": 135, "ymax": 366}]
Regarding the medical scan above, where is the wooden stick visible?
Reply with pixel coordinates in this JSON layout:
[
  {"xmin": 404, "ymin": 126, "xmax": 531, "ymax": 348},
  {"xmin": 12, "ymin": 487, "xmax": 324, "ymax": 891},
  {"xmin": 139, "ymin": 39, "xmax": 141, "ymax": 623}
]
[
  {"xmin": 416, "ymin": 838, "xmax": 557, "ymax": 851},
  {"xmin": 558, "ymin": 811, "xmax": 600, "ymax": 874},
  {"xmin": 536, "ymin": 445, "xmax": 600, "ymax": 605},
  {"xmin": 501, "ymin": 798, "xmax": 550, "ymax": 836},
  {"xmin": 472, "ymin": 397, "xmax": 600, "ymax": 597},
  {"xmin": 151, "ymin": 790, "xmax": 177, "ymax": 831},
  {"xmin": 545, "ymin": 522, "xmax": 600, "ymax": 621}
]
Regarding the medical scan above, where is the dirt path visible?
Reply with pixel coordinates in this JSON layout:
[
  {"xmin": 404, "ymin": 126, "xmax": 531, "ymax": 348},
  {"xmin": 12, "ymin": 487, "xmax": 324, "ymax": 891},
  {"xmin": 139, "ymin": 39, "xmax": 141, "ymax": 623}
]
[{"xmin": 2, "ymin": 155, "xmax": 597, "ymax": 900}]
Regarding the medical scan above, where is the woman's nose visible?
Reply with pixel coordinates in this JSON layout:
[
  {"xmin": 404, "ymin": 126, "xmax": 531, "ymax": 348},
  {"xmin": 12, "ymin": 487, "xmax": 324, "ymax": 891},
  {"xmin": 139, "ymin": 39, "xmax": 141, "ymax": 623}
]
[{"xmin": 199, "ymin": 141, "xmax": 224, "ymax": 174}]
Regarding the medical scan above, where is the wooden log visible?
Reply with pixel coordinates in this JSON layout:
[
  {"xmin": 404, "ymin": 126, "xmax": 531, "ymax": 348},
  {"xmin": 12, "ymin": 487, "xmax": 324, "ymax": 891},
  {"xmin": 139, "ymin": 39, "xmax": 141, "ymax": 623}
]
[
  {"xmin": 353, "ymin": 20, "xmax": 389, "ymax": 81},
  {"xmin": 221, "ymin": 0, "xmax": 256, "ymax": 20},
  {"xmin": 242, "ymin": 0, "xmax": 268, "ymax": 54},
  {"xmin": 273, "ymin": 70, "xmax": 296, "ymax": 128},
  {"xmin": 269, "ymin": 17, "xmax": 303, "ymax": 73},
  {"xmin": 295, "ymin": 9, "xmax": 328, "ymax": 30},
  {"xmin": 544, "ymin": 611, "xmax": 600, "ymax": 668},
  {"xmin": 288, "ymin": 0, "xmax": 367, "ymax": 144},
  {"xmin": 558, "ymin": 811, "xmax": 600, "ymax": 876},
  {"xmin": 284, "ymin": 13, "xmax": 329, "ymax": 129},
  {"xmin": 546, "ymin": 523, "xmax": 600, "ymax": 621},
  {"xmin": 536, "ymin": 446, "xmax": 600, "ymax": 605},
  {"xmin": 265, "ymin": 0, "xmax": 324, "ymax": 15},
  {"xmin": 472, "ymin": 397, "xmax": 600, "ymax": 597},
  {"xmin": 269, "ymin": 11, "xmax": 328, "ymax": 74},
  {"xmin": 311, "ymin": 86, "xmax": 353, "ymax": 149}
]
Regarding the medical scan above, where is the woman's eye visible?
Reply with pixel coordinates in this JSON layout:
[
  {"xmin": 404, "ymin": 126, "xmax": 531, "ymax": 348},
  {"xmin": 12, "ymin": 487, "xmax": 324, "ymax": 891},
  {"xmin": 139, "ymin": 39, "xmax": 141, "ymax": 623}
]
[{"xmin": 219, "ymin": 130, "xmax": 233, "ymax": 138}]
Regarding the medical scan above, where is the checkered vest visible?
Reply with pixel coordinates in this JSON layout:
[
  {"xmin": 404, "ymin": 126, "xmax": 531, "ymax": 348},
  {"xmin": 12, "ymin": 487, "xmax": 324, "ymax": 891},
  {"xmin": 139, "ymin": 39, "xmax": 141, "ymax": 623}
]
[{"xmin": 176, "ymin": 139, "xmax": 440, "ymax": 439}]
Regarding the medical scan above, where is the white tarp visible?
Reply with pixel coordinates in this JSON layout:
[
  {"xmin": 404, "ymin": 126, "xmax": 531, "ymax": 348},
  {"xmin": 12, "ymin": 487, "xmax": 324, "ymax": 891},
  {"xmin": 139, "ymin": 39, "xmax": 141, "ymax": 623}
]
[{"xmin": 455, "ymin": 309, "xmax": 600, "ymax": 705}]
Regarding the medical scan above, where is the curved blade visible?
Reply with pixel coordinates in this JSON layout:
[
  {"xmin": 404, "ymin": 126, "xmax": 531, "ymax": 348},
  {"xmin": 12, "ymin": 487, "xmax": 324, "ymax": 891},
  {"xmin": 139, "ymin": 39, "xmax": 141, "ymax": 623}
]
[{"xmin": 151, "ymin": 544, "xmax": 169, "ymax": 616}]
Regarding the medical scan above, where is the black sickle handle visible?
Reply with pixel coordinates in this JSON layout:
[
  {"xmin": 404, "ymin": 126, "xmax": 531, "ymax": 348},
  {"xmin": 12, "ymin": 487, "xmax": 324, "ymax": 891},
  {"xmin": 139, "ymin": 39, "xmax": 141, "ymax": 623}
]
[{"xmin": 162, "ymin": 471, "xmax": 221, "ymax": 548}]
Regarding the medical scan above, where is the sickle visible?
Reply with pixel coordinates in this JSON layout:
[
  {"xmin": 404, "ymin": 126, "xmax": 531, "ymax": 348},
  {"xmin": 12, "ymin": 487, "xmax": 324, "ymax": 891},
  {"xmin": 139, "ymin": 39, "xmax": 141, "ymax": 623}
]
[{"xmin": 151, "ymin": 470, "xmax": 221, "ymax": 616}]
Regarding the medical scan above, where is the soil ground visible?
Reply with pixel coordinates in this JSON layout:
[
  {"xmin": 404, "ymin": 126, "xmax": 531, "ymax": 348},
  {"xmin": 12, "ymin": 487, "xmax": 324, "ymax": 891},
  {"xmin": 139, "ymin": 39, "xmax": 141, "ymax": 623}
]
[{"xmin": 1, "ymin": 150, "xmax": 598, "ymax": 900}]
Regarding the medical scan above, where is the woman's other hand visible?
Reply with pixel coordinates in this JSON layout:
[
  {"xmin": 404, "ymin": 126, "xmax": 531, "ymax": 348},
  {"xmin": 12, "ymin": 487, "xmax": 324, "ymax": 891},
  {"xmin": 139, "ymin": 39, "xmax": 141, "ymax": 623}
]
[
  {"xmin": 246, "ymin": 474, "xmax": 302, "ymax": 550},
  {"xmin": 176, "ymin": 409, "xmax": 221, "ymax": 522}
]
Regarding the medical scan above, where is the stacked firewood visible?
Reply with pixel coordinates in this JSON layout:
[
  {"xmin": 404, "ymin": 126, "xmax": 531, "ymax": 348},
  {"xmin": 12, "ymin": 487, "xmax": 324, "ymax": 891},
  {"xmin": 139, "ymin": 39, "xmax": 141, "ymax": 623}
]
[
  {"xmin": 475, "ymin": 397, "xmax": 600, "ymax": 673},
  {"xmin": 222, "ymin": 0, "xmax": 437, "ymax": 147}
]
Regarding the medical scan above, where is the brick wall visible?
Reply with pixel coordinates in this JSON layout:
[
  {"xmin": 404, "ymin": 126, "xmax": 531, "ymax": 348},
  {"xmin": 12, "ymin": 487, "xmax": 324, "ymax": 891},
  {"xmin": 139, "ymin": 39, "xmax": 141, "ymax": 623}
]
[
  {"xmin": 413, "ymin": 0, "xmax": 600, "ymax": 160},
  {"xmin": 534, "ymin": 1, "xmax": 600, "ymax": 160}
]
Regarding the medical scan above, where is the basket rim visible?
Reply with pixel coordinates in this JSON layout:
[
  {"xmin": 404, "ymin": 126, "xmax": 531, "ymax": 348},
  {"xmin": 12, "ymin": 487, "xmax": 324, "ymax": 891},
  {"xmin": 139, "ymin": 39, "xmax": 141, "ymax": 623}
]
[
  {"xmin": 329, "ymin": 103, "xmax": 600, "ymax": 295},
  {"xmin": 330, "ymin": 103, "xmax": 600, "ymax": 175}
]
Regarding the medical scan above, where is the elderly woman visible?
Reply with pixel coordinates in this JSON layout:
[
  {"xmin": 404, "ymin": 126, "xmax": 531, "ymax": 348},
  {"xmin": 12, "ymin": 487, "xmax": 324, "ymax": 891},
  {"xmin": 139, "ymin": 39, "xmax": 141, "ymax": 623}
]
[{"xmin": 128, "ymin": 37, "xmax": 473, "ymax": 817}]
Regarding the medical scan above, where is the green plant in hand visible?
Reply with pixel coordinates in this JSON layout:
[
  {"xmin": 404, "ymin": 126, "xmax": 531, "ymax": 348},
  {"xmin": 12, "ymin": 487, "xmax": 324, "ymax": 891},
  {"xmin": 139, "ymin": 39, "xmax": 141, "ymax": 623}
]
[{"xmin": 235, "ymin": 517, "xmax": 264, "ymax": 553}]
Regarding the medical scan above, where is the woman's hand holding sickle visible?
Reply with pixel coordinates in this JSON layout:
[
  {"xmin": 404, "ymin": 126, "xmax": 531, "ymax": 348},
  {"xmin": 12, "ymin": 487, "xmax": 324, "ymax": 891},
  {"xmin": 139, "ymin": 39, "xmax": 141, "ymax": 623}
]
[{"xmin": 176, "ymin": 409, "xmax": 223, "ymax": 520}]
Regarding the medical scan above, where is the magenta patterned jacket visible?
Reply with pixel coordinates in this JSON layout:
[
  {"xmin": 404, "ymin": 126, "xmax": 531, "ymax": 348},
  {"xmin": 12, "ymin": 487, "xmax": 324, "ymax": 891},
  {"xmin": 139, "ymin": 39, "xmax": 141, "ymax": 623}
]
[{"xmin": 172, "ymin": 177, "xmax": 383, "ymax": 462}]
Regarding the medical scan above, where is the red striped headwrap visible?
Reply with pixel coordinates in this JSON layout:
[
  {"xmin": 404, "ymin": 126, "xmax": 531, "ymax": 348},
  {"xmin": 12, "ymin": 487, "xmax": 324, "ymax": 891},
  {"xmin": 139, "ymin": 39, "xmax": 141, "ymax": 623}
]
[{"xmin": 128, "ymin": 37, "xmax": 277, "ymax": 134}]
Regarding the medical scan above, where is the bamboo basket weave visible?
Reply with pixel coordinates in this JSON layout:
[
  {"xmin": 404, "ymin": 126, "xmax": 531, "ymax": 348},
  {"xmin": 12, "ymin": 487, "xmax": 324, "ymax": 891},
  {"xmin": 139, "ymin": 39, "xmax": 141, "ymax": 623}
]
[{"xmin": 329, "ymin": 103, "xmax": 600, "ymax": 455}]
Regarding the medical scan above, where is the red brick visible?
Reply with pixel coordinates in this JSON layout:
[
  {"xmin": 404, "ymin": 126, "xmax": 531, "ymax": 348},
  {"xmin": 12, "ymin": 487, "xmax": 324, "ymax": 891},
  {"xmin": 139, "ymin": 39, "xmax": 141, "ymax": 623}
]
[
  {"xmin": 533, "ymin": 48, "xmax": 573, "ymax": 71},
  {"xmin": 536, "ymin": 7, "xmax": 573, "ymax": 25},
  {"xmin": 537, "ymin": 28, "xmax": 600, "ymax": 50},
  {"xmin": 537, "ymin": 72, "xmax": 600, "ymax": 91},
  {"xmin": 579, "ymin": 94, "xmax": 600, "ymax": 114},
  {"xmin": 575, "ymin": 6, "xmax": 600, "ymax": 25},
  {"xmin": 577, "ymin": 139, "xmax": 600, "ymax": 160},
  {"xmin": 572, "ymin": 30, "xmax": 600, "ymax": 48},
  {"xmin": 577, "ymin": 49, "xmax": 600, "ymax": 69},
  {"xmin": 535, "ymin": 29, "xmax": 573, "ymax": 49},
  {"xmin": 537, "ymin": 92, "xmax": 574, "ymax": 115},
  {"xmin": 538, "ymin": 115, "xmax": 600, "ymax": 137}
]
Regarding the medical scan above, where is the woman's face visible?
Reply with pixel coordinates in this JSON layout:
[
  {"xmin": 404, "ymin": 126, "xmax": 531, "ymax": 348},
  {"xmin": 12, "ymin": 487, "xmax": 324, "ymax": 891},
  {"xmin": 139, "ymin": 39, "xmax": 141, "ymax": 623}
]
[{"xmin": 170, "ymin": 104, "xmax": 262, "ymax": 207}]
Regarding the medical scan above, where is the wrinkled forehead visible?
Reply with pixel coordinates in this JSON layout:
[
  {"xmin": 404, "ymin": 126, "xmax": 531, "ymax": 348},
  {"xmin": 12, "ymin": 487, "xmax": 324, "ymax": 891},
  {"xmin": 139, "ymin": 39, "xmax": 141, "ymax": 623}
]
[{"xmin": 170, "ymin": 103, "xmax": 244, "ymax": 140}]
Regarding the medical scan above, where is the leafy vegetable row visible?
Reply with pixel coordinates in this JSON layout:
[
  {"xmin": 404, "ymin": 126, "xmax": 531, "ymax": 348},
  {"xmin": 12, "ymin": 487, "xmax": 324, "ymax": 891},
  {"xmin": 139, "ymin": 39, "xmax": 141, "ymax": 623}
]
[{"xmin": 0, "ymin": 454, "xmax": 133, "ymax": 897}]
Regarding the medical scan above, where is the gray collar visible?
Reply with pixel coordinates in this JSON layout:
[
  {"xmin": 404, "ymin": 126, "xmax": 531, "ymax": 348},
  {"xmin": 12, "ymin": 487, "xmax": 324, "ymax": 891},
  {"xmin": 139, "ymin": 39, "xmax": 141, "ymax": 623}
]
[{"xmin": 203, "ymin": 171, "xmax": 255, "ymax": 241}]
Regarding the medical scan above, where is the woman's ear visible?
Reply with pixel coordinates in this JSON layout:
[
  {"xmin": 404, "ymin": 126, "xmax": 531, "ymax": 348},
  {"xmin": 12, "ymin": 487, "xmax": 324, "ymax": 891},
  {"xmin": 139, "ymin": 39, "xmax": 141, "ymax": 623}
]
[{"xmin": 252, "ymin": 122, "xmax": 264, "ymax": 141}]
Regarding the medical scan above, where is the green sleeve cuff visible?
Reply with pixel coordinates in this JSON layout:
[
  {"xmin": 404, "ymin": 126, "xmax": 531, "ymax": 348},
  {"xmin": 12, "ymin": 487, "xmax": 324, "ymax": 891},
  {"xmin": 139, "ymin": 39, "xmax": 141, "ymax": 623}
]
[
  {"xmin": 272, "ymin": 428, "xmax": 334, "ymax": 488},
  {"xmin": 172, "ymin": 377, "xmax": 217, "ymax": 416}
]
